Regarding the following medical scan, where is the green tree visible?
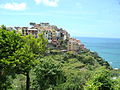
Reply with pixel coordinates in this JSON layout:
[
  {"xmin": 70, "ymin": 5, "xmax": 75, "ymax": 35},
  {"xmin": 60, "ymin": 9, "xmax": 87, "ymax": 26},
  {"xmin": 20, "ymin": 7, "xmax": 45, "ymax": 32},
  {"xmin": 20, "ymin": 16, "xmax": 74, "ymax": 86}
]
[
  {"xmin": 29, "ymin": 22, "xmax": 36, "ymax": 26},
  {"xmin": 0, "ymin": 27, "xmax": 47, "ymax": 90},
  {"xmin": 113, "ymin": 77, "xmax": 120, "ymax": 90},
  {"xmin": 33, "ymin": 56, "xmax": 65, "ymax": 90},
  {"xmin": 84, "ymin": 67, "xmax": 114, "ymax": 90},
  {"xmin": 13, "ymin": 34, "xmax": 48, "ymax": 90},
  {"xmin": 0, "ymin": 27, "xmax": 24, "ymax": 89}
]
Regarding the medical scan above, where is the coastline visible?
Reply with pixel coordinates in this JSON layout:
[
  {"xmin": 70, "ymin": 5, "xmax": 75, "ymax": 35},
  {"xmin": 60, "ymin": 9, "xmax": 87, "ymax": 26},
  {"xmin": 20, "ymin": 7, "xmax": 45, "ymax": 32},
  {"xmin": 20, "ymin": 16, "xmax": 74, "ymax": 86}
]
[{"xmin": 76, "ymin": 37, "xmax": 120, "ymax": 69}]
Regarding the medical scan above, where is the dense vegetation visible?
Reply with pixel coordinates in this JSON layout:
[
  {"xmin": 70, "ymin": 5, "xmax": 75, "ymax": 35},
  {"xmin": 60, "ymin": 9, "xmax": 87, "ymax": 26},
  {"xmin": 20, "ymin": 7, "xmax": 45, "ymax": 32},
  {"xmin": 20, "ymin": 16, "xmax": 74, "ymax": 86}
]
[{"xmin": 0, "ymin": 26, "xmax": 120, "ymax": 90}]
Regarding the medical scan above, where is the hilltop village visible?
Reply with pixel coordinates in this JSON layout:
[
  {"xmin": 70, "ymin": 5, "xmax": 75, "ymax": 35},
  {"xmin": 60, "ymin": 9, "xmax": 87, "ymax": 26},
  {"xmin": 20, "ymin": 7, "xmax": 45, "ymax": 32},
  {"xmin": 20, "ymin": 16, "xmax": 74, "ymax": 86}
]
[{"xmin": 1, "ymin": 22, "xmax": 84, "ymax": 51}]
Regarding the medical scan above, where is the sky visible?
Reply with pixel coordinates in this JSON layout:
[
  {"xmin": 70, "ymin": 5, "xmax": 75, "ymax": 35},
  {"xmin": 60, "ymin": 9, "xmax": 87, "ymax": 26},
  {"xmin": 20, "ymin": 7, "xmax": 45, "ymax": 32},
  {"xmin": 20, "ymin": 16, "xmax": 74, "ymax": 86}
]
[{"xmin": 0, "ymin": 0, "xmax": 120, "ymax": 38}]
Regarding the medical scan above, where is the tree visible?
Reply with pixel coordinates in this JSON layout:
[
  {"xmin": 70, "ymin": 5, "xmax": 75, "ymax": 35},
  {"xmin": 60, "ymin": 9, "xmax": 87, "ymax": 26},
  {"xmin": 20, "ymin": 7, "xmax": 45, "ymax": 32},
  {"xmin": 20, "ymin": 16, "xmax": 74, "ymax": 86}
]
[
  {"xmin": 0, "ymin": 27, "xmax": 48, "ymax": 90},
  {"xmin": 29, "ymin": 22, "xmax": 36, "ymax": 26},
  {"xmin": 13, "ymin": 34, "xmax": 48, "ymax": 90},
  {"xmin": 84, "ymin": 67, "xmax": 114, "ymax": 90},
  {"xmin": 33, "ymin": 56, "xmax": 65, "ymax": 90},
  {"xmin": 0, "ymin": 25, "xmax": 6, "ymax": 30},
  {"xmin": 113, "ymin": 77, "xmax": 120, "ymax": 90},
  {"xmin": 0, "ymin": 27, "xmax": 24, "ymax": 89}
]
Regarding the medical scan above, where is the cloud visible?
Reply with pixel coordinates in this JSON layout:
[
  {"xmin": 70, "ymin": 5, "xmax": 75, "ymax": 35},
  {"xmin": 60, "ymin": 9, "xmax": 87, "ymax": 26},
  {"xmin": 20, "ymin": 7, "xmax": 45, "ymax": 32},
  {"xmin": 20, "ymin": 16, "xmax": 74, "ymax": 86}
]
[
  {"xmin": 43, "ymin": 0, "xmax": 59, "ymax": 7},
  {"xmin": 0, "ymin": 2, "xmax": 26, "ymax": 11},
  {"xmin": 34, "ymin": 0, "xmax": 59, "ymax": 7},
  {"xmin": 34, "ymin": 0, "xmax": 42, "ymax": 5}
]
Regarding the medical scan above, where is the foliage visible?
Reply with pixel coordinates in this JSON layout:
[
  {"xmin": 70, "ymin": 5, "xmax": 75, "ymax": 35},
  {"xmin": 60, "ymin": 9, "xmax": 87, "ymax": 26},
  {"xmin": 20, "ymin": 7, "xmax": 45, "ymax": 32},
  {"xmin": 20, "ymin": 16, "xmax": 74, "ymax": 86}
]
[
  {"xmin": 84, "ymin": 67, "xmax": 114, "ymax": 90},
  {"xmin": 113, "ymin": 77, "xmax": 120, "ymax": 90},
  {"xmin": 33, "ymin": 56, "xmax": 65, "ymax": 90},
  {"xmin": 0, "ymin": 27, "xmax": 24, "ymax": 89},
  {"xmin": 0, "ymin": 27, "xmax": 47, "ymax": 90},
  {"xmin": 13, "ymin": 34, "xmax": 48, "ymax": 74},
  {"xmin": 56, "ymin": 62, "xmax": 91, "ymax": 90},
  {"xmin": 10, "ymin": 74, "xmax": 26, "ymax": 90}
]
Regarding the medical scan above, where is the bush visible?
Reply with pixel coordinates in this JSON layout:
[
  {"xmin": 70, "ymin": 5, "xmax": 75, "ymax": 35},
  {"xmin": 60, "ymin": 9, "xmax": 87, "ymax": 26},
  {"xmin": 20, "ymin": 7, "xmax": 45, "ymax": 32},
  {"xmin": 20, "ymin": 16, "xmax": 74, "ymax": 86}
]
[
  {"xmin": 33, "ymin": 57, "xmax": 65, "ymax": 90},
  {"xmin": 84, "ymin": 67, "xmax": 114, "ymax": 90}
]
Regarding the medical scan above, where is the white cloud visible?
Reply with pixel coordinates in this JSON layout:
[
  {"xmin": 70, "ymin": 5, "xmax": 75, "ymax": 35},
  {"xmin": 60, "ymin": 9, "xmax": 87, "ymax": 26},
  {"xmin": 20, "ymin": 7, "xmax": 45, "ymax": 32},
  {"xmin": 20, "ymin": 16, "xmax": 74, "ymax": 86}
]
[
  {"xmin": 43, "ymin": 0, "xmax": 59, "ymax": 7},
  {"xmin": 0, "ymin": 2, "xmax": 26, "ymax": 11},
  {"xmin": 34, "ymin": 0, "xmax": 59, "ymax": 7},
  {"xmin": 34, "ymin": 0, "xmax": 42, "ymax": 5}
]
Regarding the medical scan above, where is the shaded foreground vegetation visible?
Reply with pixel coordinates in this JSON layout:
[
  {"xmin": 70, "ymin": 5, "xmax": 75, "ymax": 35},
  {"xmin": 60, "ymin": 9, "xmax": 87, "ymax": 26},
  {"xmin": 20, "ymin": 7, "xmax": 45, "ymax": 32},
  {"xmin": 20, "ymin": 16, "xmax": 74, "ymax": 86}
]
[{"xmin": 0, "ymin": 26, "xmax": 120, "ymax": 90}]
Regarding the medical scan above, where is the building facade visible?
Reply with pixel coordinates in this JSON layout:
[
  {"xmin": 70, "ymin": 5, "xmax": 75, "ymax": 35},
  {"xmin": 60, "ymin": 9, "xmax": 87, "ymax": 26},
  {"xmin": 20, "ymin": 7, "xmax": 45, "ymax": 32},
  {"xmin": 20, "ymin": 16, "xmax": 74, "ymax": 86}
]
[{"xmin": 5, "ymin": 22, "xmax": 84, "ymax": 51}]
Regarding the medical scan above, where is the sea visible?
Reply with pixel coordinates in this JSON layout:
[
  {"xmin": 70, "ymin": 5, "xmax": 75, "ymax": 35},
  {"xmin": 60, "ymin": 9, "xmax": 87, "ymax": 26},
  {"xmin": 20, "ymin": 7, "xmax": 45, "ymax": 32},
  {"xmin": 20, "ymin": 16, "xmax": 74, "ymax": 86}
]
[{"xmin": 76, "ymin": 37, "xmax": 120, "ymax": 69}]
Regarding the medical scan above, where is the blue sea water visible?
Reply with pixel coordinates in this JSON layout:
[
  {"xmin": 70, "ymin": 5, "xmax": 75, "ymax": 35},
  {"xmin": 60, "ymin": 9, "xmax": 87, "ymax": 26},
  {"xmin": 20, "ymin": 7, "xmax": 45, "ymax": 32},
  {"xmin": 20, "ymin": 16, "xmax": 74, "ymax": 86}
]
[{"xmin": 77, "ymin": 37, "xmax": 120, "ymax": 69}]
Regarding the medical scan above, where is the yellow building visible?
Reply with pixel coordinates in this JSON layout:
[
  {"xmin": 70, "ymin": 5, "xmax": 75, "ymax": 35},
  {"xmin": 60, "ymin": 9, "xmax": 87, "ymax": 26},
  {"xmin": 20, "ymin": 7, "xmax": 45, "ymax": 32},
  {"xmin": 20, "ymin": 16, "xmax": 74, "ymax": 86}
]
[{"xmin": 67, "ymin": 38, "xmax": 82, "ymax": 51}]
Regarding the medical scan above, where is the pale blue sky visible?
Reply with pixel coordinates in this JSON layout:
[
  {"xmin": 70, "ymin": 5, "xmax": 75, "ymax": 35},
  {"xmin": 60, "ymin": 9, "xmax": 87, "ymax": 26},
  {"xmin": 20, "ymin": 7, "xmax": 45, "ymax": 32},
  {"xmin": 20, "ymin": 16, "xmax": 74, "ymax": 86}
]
[{"xmin": 0, "ymin": 0, "xmax": 120, "ymax": 38}]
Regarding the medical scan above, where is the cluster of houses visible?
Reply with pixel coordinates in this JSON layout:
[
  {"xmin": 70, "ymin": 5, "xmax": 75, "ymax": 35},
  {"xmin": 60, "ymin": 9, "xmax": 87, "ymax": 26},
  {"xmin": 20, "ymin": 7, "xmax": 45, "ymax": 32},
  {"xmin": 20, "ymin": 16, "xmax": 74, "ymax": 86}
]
[{"xmin": 1, "ymin": 23, "xmax": 84, "ymax": 51}]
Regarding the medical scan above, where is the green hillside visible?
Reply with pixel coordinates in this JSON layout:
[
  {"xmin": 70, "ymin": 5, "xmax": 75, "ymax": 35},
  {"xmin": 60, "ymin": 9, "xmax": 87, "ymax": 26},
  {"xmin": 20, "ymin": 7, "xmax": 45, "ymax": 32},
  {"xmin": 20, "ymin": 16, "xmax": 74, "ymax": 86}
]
[{"xmin": 0, "ymin": 26, "xmax": 120, "ymax": 90}]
